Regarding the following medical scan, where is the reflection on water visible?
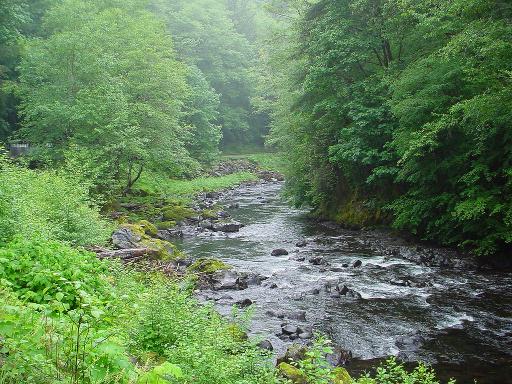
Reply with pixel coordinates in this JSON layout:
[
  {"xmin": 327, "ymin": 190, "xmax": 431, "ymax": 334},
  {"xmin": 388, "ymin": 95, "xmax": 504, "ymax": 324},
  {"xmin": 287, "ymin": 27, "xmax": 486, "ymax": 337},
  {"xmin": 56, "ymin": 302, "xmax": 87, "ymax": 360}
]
[{"xmin": 177, "ymin": 182, "xmax": 512, "ymax": 384}]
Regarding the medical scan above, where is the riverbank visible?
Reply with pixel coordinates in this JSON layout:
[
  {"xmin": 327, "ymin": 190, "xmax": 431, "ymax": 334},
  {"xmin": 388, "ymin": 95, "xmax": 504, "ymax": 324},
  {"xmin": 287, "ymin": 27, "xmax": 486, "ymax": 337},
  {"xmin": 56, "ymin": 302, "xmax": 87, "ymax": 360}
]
[{"xmin": 0, "ymin": 155, "xmax": 465, "ymax": 383}]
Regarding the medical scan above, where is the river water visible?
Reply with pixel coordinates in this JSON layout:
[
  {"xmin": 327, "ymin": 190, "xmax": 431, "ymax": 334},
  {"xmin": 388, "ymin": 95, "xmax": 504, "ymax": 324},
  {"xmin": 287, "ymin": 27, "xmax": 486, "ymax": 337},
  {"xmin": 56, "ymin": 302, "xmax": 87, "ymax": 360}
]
[{"xmin": 177, "ymin": 181, "xmax": 512, "ymax": 383}]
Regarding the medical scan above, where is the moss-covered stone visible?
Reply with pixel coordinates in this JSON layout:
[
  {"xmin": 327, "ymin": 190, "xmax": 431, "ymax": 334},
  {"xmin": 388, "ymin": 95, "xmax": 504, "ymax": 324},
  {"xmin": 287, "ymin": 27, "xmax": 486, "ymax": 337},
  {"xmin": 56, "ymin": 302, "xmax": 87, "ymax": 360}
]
[
  {"xmin": 138, "ymin": 220, "xmax": 158, "ymax": 236},
  {"xmin": 277, "ymin": 362, "xmax": 307, "ymax": 384},
  {"xmin": 162, "ymin": 205, "xmax": 195, "ymax": 221},
  {"xmin": 121, "ymin": 223, "xmax": 146, "ymax": 238},
  {"xmin": 201, "ymin": 209, "xmax": 219, "ymax": 219},
  {"xmin": 155, "ymin": 220, "xmax": 177, "ymax": 230},
  {"xmin": 139, "ymin": 237, "xmax": 180, "ymax": 261},
  {"xmin": 188, "ymin": 258, "xmax": 232, "ymax": 274},
  {"xmin": 333, "ymin": 367, "xmax": 352, "ymax": 384}
]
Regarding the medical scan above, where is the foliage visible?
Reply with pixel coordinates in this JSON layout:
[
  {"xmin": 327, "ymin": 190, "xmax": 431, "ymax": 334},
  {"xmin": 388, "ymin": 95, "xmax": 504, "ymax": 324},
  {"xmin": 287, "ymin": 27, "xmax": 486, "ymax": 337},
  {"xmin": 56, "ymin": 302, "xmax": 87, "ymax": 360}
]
[
  {"xmin": 135, "ymin": 171, "xmax": 257, "ymax": 198},
  {"xmin": 0, "ymin": 251, "xmax": 135, "ymax": 384},
  {"xmin": 353, "ymin": 357, "xmax": 455, "ymax": 384},
  {"xmin": 120, "ymin": 278, "xmax": 278, "ymax": 384},
  {"xmin": 0, "ymin": 237, "xmax": 110, "ymax": 309},
  {"xmin": 266, "ymin": 0, "xmax": 512, "ymax": 256},
  {"xmin": 0, "ymin": 156, "xmax": 111, "ymax": 246}
]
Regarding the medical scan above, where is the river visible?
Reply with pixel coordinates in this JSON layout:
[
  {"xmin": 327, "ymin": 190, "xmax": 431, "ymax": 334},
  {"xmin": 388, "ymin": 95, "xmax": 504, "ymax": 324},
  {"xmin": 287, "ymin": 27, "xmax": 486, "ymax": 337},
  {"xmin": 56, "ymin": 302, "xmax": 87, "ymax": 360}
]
[{"xmin": 177, "ymin": 181, "xmax": 512, "ymax": 384}]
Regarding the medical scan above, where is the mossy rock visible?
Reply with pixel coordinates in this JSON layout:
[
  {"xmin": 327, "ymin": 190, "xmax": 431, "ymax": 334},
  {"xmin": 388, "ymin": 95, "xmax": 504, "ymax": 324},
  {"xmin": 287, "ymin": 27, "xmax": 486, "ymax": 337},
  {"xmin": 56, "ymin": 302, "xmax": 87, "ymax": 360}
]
[
  {"xmin": 140, "ymin": 238, "xmax": 181, "ymax": 261},
  {"xmin": 201, "ymin": 209, "xmax": 219, "ymax": 219},
  {"xmin": 226, "ymin": 323, "xmax": 248, "ymax": 341},
  {"xmin": 155, "ymin": 220, "xmax": 177, "ymax": 230},
  {"xmin": 188, "ymin": 258, "xmax": 232, "ymax": 274},
  {"xmin": 162, "ymin": 205, "xmax": 195, "ymax": 221},
  {"xmin": 277, "ymin": 362, "xmax": 307, "ymax": 384},
  {"xmin": 138, "ymin": 220, "xmax": 158, "ymax": 237},
  {"xmin": 333, "ymin": 367, "xmax": 352, "ymax": 384},
  {"xmin": 122, "ymin": 223, "xmax": 146, "ymax": 238}
]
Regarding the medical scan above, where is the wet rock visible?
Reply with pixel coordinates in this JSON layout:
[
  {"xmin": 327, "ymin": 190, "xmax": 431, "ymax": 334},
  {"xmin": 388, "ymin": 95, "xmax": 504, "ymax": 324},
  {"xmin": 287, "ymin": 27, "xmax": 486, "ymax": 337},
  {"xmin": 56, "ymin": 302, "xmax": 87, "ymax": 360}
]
[
  {"xmin": 213, "ymin": 221, "xmax": 243, "ymax": 233},
  {"xmin": 309, "ymin": 256, "xmax": 327, "ymax": 265},
  {"xmin": 228, "ymin": 202, "xmax": 240, "ymax": 209},
  {"xmin": 390, "ymin": 279, "xmax": 410, "ymax": 287},
  {"xmin": 296, "ymin": 239, "xmax": 308, "ymax": 247},
  {"xmin": 199, "ymin": 220, "xmax": 215, "ymax": 230},
  {"xmin": 156, "ymin": 228, "xmax": 183, "ymax": 240},
  {"xmin": 211, "ymin": 270, "xmax": 240, "ymax": 290},
  {"xmin": 342, "ymin": 263, "xmax": 349, "ymax": 268},
  {"xmin": 281, "ymin": 324, "xmax": 300, "ymax": 335},
  {"xmin": 395, "ymin": 333, "xmax": 425, "ymax": 350},
  {"xmin": 326, "ymin": 347, "xmax": 352, "ymax": 366},
  {"xmin": 218, "ymin": 211, "xmax": 230, "ymax": 218},
  {"xmin": 266, "ymin": 310, "xmax": 285, "ymax": 319},
  {"xmin": 271, "ymin": 248, "xmax": 289, "ymax": 256},
  {"xmin": 337, "ymin": 285, "xmax": 349, "ymax": 295},
  {"xmin": 298, "ymin": 331, "xmax": 313, "ymax": 340},
  {"xmin": 287, "ymin": 310, "xmax": 306, "ymax": 321},
  {"xmin": 353, "ymin": 260, "xmax": 362, "ymax": 268},
  {"xmin": 236, "ymin": 298, "xmax": 253, "ymax": 308},
  {"xmin": 246, "ymin": 273, "xmax": 267, "ymax": 286},
  {"xmin": 205, "ymin": 191, "xmax": 220, "ymax": 199},
  {"xmin": 258, "ymin": 339, "xmax": 273, "ymax": 351},
  {"xmin": 309, "ymin": 288, "xmax": 320, "ymax": 295},
  {"xmin": 330, "ymin": 267, "xmax": 345, "ymax": 272}
]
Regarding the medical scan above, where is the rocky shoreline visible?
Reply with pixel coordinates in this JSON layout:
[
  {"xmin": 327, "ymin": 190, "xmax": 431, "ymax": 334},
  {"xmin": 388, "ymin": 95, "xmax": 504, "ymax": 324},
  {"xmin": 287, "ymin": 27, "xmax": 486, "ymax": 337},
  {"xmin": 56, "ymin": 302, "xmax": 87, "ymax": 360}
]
[{"xmin": 94, "ymin": 164, "xmax": 510, "ymax": 379}]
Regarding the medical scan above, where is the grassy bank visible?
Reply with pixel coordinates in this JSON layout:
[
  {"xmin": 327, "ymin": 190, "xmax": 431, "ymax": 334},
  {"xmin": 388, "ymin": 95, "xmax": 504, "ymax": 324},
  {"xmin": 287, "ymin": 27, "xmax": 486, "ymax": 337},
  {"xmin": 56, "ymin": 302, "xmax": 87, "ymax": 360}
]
[
  {"xmin": 135, "ymin": 170, "xmax": 257, "ymax": 197},
  {"xmin": 223, "ymin": 152, "xmax": 286, "ymax": 174}
]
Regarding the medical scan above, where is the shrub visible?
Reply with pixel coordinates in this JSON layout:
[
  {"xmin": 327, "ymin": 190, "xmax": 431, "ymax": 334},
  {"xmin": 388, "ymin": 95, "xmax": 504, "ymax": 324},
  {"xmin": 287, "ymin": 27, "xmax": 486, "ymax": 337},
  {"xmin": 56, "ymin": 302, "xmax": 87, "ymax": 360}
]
[
  {"xmin": 0, "ymin": 286, "xmax": 136, "ymax": 384},
  {"xmin": 124, "ymin": 280, "xmax": 278, "ymax": 384},
  {"xmin": 0, "ymin": 157, "xmax": 112, "ymax": 246},
  {"xmin": 0, "ymin": 237, "xmax": 111, "ymax": 310},
  {"xmin": 353, "ymin": 357, "xmax": 456, "ymax": 384}
]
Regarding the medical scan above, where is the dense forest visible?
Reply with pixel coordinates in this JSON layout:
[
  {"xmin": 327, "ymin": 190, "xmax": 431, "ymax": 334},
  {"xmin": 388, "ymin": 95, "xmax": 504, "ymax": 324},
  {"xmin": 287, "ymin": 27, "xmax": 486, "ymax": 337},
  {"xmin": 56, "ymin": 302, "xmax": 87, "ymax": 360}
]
[
  {"xmin": 1, "ymin": 0, "xmax": 511, "ymax": 383},
  {"xmin": 266, "ymin": 0, "xmax": 512, "ymax": 257}
]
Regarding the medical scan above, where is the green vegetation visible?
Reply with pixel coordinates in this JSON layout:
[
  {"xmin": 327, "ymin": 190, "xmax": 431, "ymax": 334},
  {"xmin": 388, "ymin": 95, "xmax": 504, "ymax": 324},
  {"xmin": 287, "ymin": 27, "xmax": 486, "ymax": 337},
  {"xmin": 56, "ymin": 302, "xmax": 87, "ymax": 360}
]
[
  {"xmin": 0, "ymin": 0, "xmax": 493, "ymax": 382},
  {"xmin": 265, "ymin": 0, "xmax": 512, "ymax": 256},
  {"xmin": 136, "ymin": 171, "xmax": 257, "ymax": 198},
  {"xmin": 0, "ymin": 155, "xmax": 111, "ymax": 246}
]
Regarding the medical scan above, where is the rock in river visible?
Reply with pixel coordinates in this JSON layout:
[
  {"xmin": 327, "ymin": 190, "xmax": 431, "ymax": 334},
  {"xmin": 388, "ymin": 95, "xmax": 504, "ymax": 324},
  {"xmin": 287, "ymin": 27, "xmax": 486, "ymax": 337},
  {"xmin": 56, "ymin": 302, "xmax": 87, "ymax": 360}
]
[
  {"xmin": 271, "ymin": 248, "xmax": 289, "ymax": 256},
  {"xmin": 213, "ymin": 221, "xmax": 243, "ymax": 233}
]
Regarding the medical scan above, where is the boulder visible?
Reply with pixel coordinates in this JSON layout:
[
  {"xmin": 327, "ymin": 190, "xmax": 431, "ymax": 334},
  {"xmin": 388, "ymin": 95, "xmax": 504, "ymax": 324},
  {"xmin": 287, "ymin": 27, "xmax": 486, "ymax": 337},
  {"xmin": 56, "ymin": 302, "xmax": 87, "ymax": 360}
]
[
  {"xmin": 281, "ymin": 324, "xmax": 301, "ymax": 336},
  {"xmin": 277, "ymin": 363, "xmax": 307, "ymax": 384},
  {"xmin": 353, "ymin": 260, "xmax": 362, "ymax": 268},
  {"xmin": 298, "ymin": 331, "xmax": 313, "ymax": 340},
  {"xmin": 277, "ymin": 344, "xmax": 307, "ymax": 365},
  {"xmin": 236, "ymin": 298, "xmax": 253, "ymax": 308},
  {"xmin": 213, "ymin": 221, "xmax": 243, "ymax": 233},
  {"xmin": 287, "ymin": 310, "xmax": 306, "ymax": 321},
  {"xmin": 333, "ymin": 367, "xmax": 352, "ymax": 384},
  {"xmin": 309, "ymin": 256, "xmax": 327, "ymax": 265},
  {"xmin": 211, "ymin": 270, "xmax": 240, "ymax": 290},
  {"xmin": 258, "ymin": 339, "xmax": 273, "ymax": 351},
  {"xmin": 271, "ymin": 248, "xmax": 289, "ymax": 256},
  {"xmin": 112, "ymin": 226, "xmax": 141, "ymax": 249}
]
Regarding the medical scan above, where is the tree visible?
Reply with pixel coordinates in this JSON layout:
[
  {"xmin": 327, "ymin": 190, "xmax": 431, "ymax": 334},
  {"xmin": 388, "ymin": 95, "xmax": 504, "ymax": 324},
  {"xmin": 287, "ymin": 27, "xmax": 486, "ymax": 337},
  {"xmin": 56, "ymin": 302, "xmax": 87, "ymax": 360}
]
[{"xmin": 17, "ymin": 0, "xmax": 190, "ymax": 194}]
